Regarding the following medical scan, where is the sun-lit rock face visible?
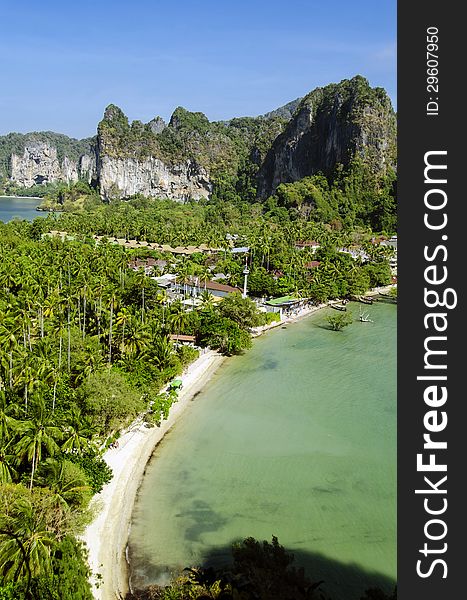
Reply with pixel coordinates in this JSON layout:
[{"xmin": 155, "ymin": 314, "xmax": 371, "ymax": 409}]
[
  {"xmin": 3, "ymin": 76, "xmax": 396, "ymax": 203},
  {"xmin": 97, "ymin": 154, "xmax": 212, "ymax": 201},
  {"xmin": 257, "ymin": 76, "xmax": 396, "ymax": 198},
  {"xmin": 9, "ymin": 138, "xmax": 96, "ymax": 188}
]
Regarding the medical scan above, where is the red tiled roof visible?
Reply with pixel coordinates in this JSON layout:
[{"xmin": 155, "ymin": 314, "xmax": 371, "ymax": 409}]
[
  {"xmin": 187, "ymin": 279, "xmax": 240, "ymax": 293},
  {"xmin": 204, "ymin": 281, "xmax": 241, "ymax": 293}
]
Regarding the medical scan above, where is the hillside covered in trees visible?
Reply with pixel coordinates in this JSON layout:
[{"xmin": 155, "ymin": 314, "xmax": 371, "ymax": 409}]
[
  {"xmin": 1, "ymin": 76, "xmax": 396, "ymax": 233},
  {"xmin": 0, "ymin": 75, "xmax": 397, "ymax": 600}
]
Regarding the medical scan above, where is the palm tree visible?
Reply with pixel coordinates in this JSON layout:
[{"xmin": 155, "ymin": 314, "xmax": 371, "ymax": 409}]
[
  {"xmin": 200, "ymin": 290, "xmax": 215, "ymax": 311},
  {"xmin": 124, "ymin": 315, "xmax": 150, "ymax": 358},
  {"xmin": 168, "ymin": 302, "xmax": 189, "ymax": 337},
  {"xmin": 176, "ymin": 261, "xmax": 193, "ymax": 296},
  {"xmin": 155, "ymin": 290, "xmax": 168, "ymax": 329},
  {"xmin": 80, "ymin": 280, "xmax": 91, "ymax": 339},
  {"xmin": 0, "ymin": 317, "xmax": 21, "ymax": 390},
  {"xmin": 64, "ymin": 291, "xmax": 74, "ymax": 372},
  {"xmin": 0, "ymin": 437, "xmax": 16, "ymax": 484},
  {"xmin": 61, "ymin": 405, "xmax": 97, "ymax": 454},
  {"xmin": 0, "ymin": 487, "xmax": 61, "ymax": 591},
  {"xmin": 104, "ymin": 290, "xmax": 119, "ymax": 365},
  {"xmin": 0, "ymin": 392, "xmax": 18, "ymax": 442},
  {"xmin": 19, "ymin": 359, "xmax": 38, "ymax": 413},
  {"xmin": 15, "ymin": 399, "xmax": 63, "ymax": 489},
  {"xmin": 0, "ymin": 266, "xmax": 19, "ymax": 294},
  {"xmin": 115, "ymin": 307, "xmax": 131, "ymax": 355},
  {"xmin": 33, "ymin": 458, "xmax": 90, "ymax": 510},
  {"xmin": 152, "ymin": 335, "xmax": 174, "ymax": 370},
  {"xmin": 133, "ymin": 268, "xmax": 150, "ymax": 323},
  {"xmin": 196, "ymin": 265, "xmax": 211, "ymax": 291}
]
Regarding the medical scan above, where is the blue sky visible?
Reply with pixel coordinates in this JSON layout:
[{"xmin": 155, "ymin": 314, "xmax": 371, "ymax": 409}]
[{"xmin": 1, "ymin": 0, "xmax": 396, "ymax": 138}]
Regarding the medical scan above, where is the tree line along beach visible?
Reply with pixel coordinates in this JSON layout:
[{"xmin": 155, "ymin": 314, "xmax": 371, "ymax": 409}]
[{"xmin": 0, "ymin": 76, "xmax": 397, "ymax": 600}]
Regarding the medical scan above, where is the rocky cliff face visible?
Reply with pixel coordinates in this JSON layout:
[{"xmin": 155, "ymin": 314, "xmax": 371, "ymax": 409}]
[
  {"xmin": 2, "ymin": 76, "xmax": 396, "ymax": 202},
  {"xmin": 8, "ymin": 138, "xmax": 96, "ymax": 188},
  {"xmin": 97, "ymin": 154, "xmax": 211, "ymax": 200},
  {"xmin": 95, "ymin": 105, "xmax": 212, "ymax": 200},
  {"xmin": 257, "ymin": 76, "xmax": 396, "ymax": 198},
  {"xmin": 10, "ymin": 142, "xmax": 64, "ymax": 187}
]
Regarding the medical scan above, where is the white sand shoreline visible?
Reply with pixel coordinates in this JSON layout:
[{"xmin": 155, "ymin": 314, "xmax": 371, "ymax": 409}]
[
  {"xmin": 81, "ymin": 349, "xmax": 226, "ymax": 600},
  {"xmin": 82, "ymin": 284, "xmax": 396, "ymax": 599},
  {"xmin": 82, "ymin": 305, "xmax": 328, "ymax": 600}
]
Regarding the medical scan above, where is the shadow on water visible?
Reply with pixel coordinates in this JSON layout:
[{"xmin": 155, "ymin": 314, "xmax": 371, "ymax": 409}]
[
  {"xmin": 127, "ymin": 540, "xmax": 396, "ymax": 600},
  {"xmin": 260, "ymin": 358, "xmax": 279, "ymax": 370}
]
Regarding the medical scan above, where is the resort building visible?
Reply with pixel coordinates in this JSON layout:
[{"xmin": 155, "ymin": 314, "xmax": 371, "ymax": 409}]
[
  {"xmin": 128, "ymin": 257, "xmax": 168, "ymax": 275},
  {"xmin": 338, "ymin": 247, "xmax": 370, "ymax": 261},
  {"xmin": 153, "ymin": 274, "xmax": 177, "ymax": 288},
  {"xmin": 264, "ymin": 296, "xmax": 306, "ymax": 320},
  {"xmin": 44, "ymin": 231, "xmax": 221, "ymax": 255},
  {"xmin": 380, "ymin": 235, "xmax": 398, "ymax": 272},
  {"xmin": 169, "ymin": 334, "xmax": 197, "ymax": 347},
  {"xmin": 210, "ymin": 272, "xmax": 228, "ymax": 281},
  {"xmin": 174, "ymin": 279, "xmax": 241, "ymax": 298},
  {"xmin": 181, "ymin": 298, "xmax": 203, "ymax": 310},
  {"xmin": 294, "ymin": 240, "xmax": 320, "ymax": 252}
]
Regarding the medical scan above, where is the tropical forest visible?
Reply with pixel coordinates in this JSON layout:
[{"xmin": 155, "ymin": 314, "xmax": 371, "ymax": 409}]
[{"xmin": 0, "ymin": 76, "xmax": 397, "ymax": 600}]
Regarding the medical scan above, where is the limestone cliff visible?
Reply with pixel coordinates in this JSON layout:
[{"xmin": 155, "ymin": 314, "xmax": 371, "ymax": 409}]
[
  {"xmin": 10, "ymin": 141, "xmax": 64, "ymax": 187},
  {"xmin": 1, "ymin": 76, "xmax": 396, "ymax": 203},
  {"xmin": 1, "ymin": 132, "xmax": 96, "ymax": 188},
  {"xmin": 97, "ymin": 154, "xmax": 211, "ymax": 200},
  {"xmin": 257, "ymin": 76, "xmax": 396, "ymax": 198},
  {"xmin": 96, "ymin": 105, "xmax": 212, "ymax": 200}
]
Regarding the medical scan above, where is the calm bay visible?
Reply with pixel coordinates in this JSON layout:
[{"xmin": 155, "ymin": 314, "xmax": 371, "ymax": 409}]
[
  {"xmin": 129, "ymin": 302, "xmax": 397, "ymax": 599},
  {"xmin": 0, "ymin": 195, "xmax": 43, "ymax": 222}
]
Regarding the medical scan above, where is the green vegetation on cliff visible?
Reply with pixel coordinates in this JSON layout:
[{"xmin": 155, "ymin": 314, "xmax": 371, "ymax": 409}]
[
  {"xmin": 37, "ymin": 181, "xmax": 102, "ymax": 212},
  {"xmin": 98, "ymin": 102, "xmax": 287, "ymax": 202},
  {"xmin": 258, "ymin": 76, "xmax": 396, "ymax": 200},
  {"xmin": 0, "ymin": 132, "xmax": 94, "ymax": 179},
  {"xmin": 96, "ymin": 76, "xmax": 396, "ymax": 222},
  {"xmin": 273, "ymin": 158, "xmax": 396, "ymax": 231},
  {"xmin": 1, "ymin": 77, "xmax": 396, "ymax": 232}
]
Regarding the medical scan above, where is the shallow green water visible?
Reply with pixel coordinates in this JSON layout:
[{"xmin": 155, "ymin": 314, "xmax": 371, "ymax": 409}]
[
  {"xmin": 129, "ymin": 302, "xmax": 396, "ymax": 599},
  {"xmin": 0, "ymin": 196, "xmax": 43, "ymax": 222}
]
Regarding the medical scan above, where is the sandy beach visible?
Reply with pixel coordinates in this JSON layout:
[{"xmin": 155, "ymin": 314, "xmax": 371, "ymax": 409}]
[
  {"xmin": 82, "ymin": 285, "xmax": 397, "ymax": 599},
  {"xmin": 82, "ymin": 310, "xmax": 325, "ymax": 599},
  {"xmin": 250, "ymin": 302, "xmax": 328, "ymax": 337},
  {"xmin": 82, "ymin": 312, "xmax": 319, "ymax": 599},
  {"xmin": 82, "ymin": 349, "xmax": 226, "ymax": 600}
]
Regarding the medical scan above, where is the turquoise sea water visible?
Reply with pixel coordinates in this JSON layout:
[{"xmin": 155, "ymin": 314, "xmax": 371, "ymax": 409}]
[
  {"xmin": 0, "ymin": 196, "xmax": 43, "ymax": 222},
  {"xmin": 129, "ymin": 302, "xmax": 397, "ymax": 599}
]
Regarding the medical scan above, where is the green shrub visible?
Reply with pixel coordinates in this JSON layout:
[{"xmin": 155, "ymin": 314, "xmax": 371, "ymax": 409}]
[{"xmin": 67, "ymin": 452, "xmax": 112, "ymax": 495}]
